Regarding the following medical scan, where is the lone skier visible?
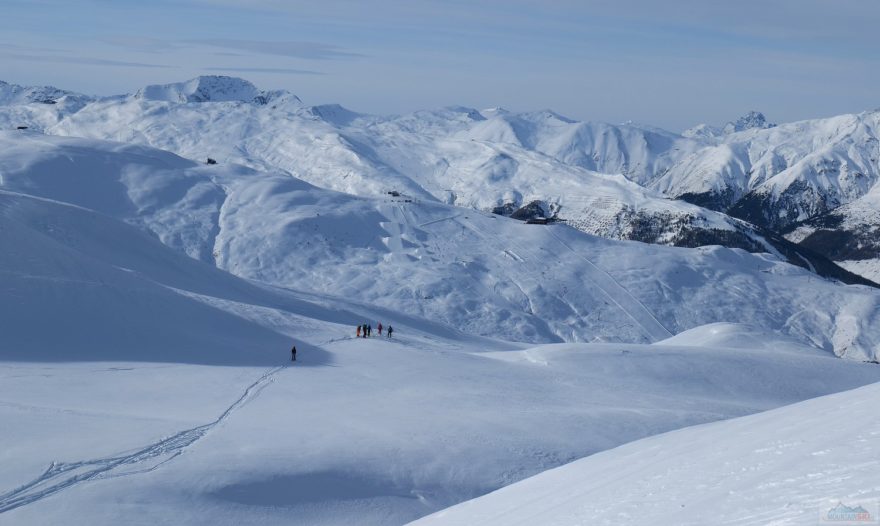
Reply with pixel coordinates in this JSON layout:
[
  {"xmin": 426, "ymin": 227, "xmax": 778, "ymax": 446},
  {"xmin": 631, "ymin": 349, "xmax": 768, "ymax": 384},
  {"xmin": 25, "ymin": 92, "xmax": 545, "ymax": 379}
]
[{"xmin": 291, "ymin": 345, "xmax": 297, "ymax": 362}]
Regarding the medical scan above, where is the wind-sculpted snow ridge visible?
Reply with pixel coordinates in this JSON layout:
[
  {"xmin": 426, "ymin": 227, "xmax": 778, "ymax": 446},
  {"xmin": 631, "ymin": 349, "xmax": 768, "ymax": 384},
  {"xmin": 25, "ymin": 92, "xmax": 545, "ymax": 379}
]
[
  {"xmin": 410, "ymin": 380, "xmax": 880, "ymax": 526},
  {"xmin": 0, "ymin": 365, "xmax": 283, "ymax": 514},
  {"xmin": 2, "ymin": 131, "xmax": 880, "ymax": 358}
]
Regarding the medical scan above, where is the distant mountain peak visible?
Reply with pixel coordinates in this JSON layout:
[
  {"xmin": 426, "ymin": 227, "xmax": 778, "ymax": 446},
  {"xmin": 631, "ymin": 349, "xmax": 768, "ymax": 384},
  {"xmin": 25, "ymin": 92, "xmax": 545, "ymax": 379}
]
[
  {"xmin": 440, "ymin": 106, "xmax": 486, "ymax": 121},
  {"xmin": 684, "ymin": 111, "xmax": 776, "ymax": 139},
  {"xmin": 528, "ymin": 109, "xmax": 576, "ymax": 123},
  {"xmin": 254, "ymin": 89, "xmax": 302, "ymax": 107},
  {"xmin": 134, "ymin": 75, "xmax": 300, "ymax": 106},
  {"xmin": 0, "ymin": 79, "xmax": 86, "ymax": 106},
  {"xmin": 482, "ymin": 107, "xmax": 510, "ymax": 116},
  {"xmin": 723, "ymin": 110, "xmax": 776, "ymax": 134},
  {"xmin": 681, "ymin": 122, "xmax": 723, "ymax": 139}
]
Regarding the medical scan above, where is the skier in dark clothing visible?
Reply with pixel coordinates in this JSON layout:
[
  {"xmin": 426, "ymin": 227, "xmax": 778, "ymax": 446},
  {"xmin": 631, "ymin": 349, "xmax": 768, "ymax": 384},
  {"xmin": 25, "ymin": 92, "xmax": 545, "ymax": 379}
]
[
  {"xmin": 387, "ymin": 325, "xmax": 393, "ymax": 338},
  {"xmin": 291, "ymin": 345, "xmax": 297, "ymax": 362},
  {"xmin": 378, "ymin": 322, "xmax": 383, "ymax": 335},
  {"xmin": 367, "ymin": 324, "xmax": 372, "ymax": 337}
]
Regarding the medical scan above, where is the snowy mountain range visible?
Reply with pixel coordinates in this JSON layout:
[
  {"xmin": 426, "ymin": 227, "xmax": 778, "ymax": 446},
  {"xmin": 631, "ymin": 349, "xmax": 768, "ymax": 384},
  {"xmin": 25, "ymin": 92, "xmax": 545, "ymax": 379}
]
[
  {"xmin": 3, "ymin": 75, "xmax": 880, "ymax": 525},
  {"xmin": 5, "ymin": 130, "xmax": 879, "ymax": 354},
  {"xmin": 1, "ymin": 76, "xmax": 877, "ymax": 284}
]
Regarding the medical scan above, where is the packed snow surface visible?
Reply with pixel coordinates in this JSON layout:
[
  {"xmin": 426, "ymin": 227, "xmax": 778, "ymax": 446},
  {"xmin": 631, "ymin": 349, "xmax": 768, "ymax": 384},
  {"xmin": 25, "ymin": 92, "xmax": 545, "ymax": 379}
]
[{"xmin": 411, "ymin": 380, "xmax": 880, "ymax": 526}]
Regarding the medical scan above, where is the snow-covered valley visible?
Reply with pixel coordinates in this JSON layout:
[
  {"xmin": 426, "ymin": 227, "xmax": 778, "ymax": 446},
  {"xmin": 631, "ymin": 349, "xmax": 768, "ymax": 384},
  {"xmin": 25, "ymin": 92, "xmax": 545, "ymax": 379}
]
[{"xmin": 2, "ymin": 76, "xmax": 880, "ymax": 525}]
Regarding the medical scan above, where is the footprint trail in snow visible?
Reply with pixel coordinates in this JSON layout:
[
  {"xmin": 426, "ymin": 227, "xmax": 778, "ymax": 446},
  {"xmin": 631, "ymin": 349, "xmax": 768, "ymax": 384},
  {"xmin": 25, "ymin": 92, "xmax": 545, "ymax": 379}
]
[{"xmin": 0, "ymin": 365, "xmax": 285, "ymax": 514}]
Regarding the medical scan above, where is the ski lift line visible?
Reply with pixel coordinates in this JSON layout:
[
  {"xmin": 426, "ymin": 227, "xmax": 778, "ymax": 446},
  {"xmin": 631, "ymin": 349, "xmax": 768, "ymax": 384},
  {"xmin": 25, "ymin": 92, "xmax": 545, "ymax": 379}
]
[
  {"xmin": 418, "ymin": 214, "xmax": 462, "ymax": 228},
  {"xmin": 535, "ymin": 223, "xmax": 659, "ymax": 335},
  {"xmin": 393, "ymin": 203, "xmax": 409, "ymax": 226},
  {"xmin": 546, "ymin": 227, "xmax": 673, "ymax": 340}
]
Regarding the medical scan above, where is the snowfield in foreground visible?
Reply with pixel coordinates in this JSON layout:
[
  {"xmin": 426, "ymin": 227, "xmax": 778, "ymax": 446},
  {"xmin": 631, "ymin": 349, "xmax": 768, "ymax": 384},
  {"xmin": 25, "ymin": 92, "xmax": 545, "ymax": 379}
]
[{"xmin": 412, "ymin": 379, "xmax": 880, "ymax": 526}]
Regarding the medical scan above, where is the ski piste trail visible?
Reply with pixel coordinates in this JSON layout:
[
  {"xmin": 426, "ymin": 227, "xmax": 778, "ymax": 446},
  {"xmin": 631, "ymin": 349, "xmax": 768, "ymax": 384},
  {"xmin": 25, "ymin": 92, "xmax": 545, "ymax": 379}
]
[{"xmin": 0, "ymin": 364, "xmax": 286, "ymax": 514}]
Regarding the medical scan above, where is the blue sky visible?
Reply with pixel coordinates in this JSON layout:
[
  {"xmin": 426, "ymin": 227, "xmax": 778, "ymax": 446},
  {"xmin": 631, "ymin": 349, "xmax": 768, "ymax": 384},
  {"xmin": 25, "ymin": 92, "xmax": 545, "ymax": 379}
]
[{"xmin": 1, "ymin": 0, "xmax": 878, "ymax": 130}]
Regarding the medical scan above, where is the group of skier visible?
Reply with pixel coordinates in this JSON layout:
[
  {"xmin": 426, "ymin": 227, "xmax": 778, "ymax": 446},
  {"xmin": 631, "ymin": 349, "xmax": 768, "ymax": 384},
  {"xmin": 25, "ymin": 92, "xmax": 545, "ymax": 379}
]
[
  {"xmin": 357, "ymin": 322, "xmax": 392, "ymax": 338},
  {"xmin": 290, "ymin": 322, "xmax": 396, "ymax": 363}
]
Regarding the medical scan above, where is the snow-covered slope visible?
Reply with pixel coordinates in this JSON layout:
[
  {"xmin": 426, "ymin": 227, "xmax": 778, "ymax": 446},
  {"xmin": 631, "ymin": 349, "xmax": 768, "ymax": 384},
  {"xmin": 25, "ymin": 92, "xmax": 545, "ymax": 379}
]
[
  {"xmin": 659, "ymin": 111, "xmax": 880, "ymax": 229},
  {"xmin": 0, "ymin": 80, "xmax": 92, "ymax": 130},
  {"xmin": 0, "ymin": 187, "xmax": 291, "ymax": 364},
  {"xmin": 455, "ymin": 110, "xmax": 702, "ymax": 185},
  {"xmin": 785, "ymin": 183, "xmax": 880, "ymax": 282},
  {"xmin": 2, "ymin": 131, "xmax": 879, "ymax": 357},
  {"xmin": 655, "ymin": 321, "xmax": 815, "ymax": 353},
  {"xmin": 0, "ymin": 80, "xmax": 84, "ymax": 106},
  {"xmin": 411, "ymin": 379, "xmax": 880, "ymax": 526}
]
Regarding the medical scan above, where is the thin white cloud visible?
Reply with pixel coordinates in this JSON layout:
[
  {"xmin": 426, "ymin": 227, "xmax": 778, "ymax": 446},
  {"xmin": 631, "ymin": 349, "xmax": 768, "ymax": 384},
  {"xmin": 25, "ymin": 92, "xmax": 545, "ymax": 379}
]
[
  {"xmin": 203, "ymin": 66, "xmax": 323, "ymax": 75},
  {"xmin": 101, "ymin": 36, "xmax": 186, "ymax": 54},
  {"xmin": 188, "ymin": 39, "xmax": 363, "ymax": 60},
  {"xmin": 0, "ymin": 52, "xmax": 171, "ymax": 69}
]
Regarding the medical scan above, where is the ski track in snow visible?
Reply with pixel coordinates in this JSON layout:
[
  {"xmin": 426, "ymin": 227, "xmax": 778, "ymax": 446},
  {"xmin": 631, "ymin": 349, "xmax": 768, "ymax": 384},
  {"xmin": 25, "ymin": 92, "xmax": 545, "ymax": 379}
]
[
  {"xmin": 546, "ymin": 226, "xmax": 673, "ymax": 340},
  {"xmin": 0, "ymin": 364, "xmax": 286, "ymax": 515},
  {"xmin": 450, "ymin": 213, "xmax": 671, "ymax": 342}
]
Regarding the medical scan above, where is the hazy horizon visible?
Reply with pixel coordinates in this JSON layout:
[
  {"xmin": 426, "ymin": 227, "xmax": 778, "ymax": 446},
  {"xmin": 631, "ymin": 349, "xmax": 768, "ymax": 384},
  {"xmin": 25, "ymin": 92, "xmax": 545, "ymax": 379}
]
[{"xmin": 3, "ymin": 0, "xmax": 878, "ymax": 131}]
